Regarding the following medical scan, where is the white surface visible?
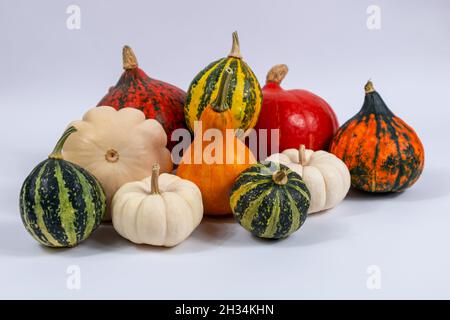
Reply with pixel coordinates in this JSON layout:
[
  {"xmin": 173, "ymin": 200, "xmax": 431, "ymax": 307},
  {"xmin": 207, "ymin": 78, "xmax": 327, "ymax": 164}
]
[{"xmin": 1, "ymin": 0, "xmax": 450, "ymax": 299}]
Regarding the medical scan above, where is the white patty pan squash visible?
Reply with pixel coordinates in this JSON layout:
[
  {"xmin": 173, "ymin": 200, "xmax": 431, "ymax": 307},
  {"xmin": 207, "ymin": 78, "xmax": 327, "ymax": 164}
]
[
  {"xmin": 266, "ymin": 145, "xmax": 350, "ymax": 214},
  {"xmin": 111, "ymin": 164, "xmax": 203, "ymax": 247},
  {"xmin": 63, "ymin": 106, "xmax": 173, "ymax": 221}
]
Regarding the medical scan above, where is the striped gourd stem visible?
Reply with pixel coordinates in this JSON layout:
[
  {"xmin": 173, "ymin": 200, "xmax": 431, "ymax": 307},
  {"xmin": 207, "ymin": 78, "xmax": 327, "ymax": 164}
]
[
  {"xmin": 272, "ymin": 170, "xmax": 288, "ymax": 185},
  {"xmin": 48, "ymin": 126, "xmax": 77, "ymax": 160},
  {"xmin": 228, "ymin": 31, "xmax": 242, "ymax": 59}
]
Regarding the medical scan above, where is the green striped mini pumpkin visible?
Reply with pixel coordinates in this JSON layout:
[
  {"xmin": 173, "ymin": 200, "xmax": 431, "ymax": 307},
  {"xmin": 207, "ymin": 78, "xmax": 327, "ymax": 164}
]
[
  {"xmin": 230, "ymin": 162, "xmax": 310, "ymax": 239},
  {"xmin": 20, "ymin": 126, "xmax": 106, "ymax": 248},
  {"xmin": 184, "ymin": 31, "xmax": 262, "ymax": 132}
]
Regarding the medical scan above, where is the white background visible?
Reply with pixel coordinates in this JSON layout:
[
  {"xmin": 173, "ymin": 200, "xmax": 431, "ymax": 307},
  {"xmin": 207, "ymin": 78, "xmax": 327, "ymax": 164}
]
[{"xmin": 1, "ymin": 0, "xmax": 450, "ymax": 299}]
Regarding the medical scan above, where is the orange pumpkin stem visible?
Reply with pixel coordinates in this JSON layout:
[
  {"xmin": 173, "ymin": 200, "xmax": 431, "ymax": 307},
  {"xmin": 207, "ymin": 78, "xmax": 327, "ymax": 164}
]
[
  {"xmin": 266, "ymin": 64, "xmax": 289, "ymax": 85},
  {"xmin": 365, "ymin": 80, "xmax": 375, "ymax": 93},
  {"xmin": 150, "ymin": 163, "xmax": 160, "ymax": 194},
  {"xmin": 228, "ymin": 31, "xmax": 242, "ymax": 59},
  {"xmin": 298, "ymin": 144, "xmax": 307, "ymax": 166},
  {"xmin": 211, "ymin": 67, "xmax": 233, "ymax": 113},
  {"xmin": 123, "ymin": 45, "xmax": 138, "ymax": 70}
]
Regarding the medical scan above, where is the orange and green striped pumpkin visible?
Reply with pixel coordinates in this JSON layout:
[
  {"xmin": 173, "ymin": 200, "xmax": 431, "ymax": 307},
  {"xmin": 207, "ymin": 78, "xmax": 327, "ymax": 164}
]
[
  {"xmin": 184, "ymin": 31, "xmax": 262, "ymax": 132},
  {"xmin": 329, "ymin": 81, "xmax": 424, "ymax": 193}
]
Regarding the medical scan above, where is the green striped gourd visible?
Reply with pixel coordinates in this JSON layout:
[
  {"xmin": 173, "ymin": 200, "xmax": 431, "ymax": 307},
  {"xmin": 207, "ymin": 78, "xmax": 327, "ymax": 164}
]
[
  {"xmin": 230, "ymin": 162, "xmax": 310, "ymax": 239},
  {"xmin": 185, "ymin": 31, "xmax": 262, "ymax": 132},
  {"xmin": 20, "ymin": 126, "xmax": 106, "ymax": 248}
]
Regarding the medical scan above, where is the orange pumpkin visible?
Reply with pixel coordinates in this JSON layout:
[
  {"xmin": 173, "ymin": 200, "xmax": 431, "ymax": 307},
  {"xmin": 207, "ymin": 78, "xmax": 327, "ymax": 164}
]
[
  {"xmin": 329, "ymin": 81, "xmax": 424, "ymax": 192},
  {"xmin": 177, "ymin": 68, "xmax": 256, "ymax": 215}
]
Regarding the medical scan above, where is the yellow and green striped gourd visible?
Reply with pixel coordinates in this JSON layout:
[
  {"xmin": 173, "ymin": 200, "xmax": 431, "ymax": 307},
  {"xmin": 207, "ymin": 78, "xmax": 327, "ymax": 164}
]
[{"xmin": 185, "ymin": 31, "xmax": 262, "ymax": 132}]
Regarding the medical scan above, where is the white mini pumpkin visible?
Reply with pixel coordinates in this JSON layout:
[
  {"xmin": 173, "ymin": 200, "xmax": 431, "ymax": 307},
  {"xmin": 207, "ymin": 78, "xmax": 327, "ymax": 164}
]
[
  {"xmin": 112, "ymin": 164, "xmax": 203, "ymax": 247},
  {"xmin": 63, "ymin": 106, "xmax": 173, "ymax": 220},
  {"xmin": 266, "ymin": 145, "xmax": 350, "ymax": 214}
]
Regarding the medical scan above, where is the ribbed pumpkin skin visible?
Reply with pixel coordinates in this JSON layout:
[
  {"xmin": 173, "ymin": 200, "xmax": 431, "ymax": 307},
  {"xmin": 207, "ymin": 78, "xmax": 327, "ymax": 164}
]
[
  {"xmin": 177, "ymin": 99, "xmax": 256, "ymax": 215},
  {"xmin": 230, "ymin": 162, "xmax": 310, "ymax": 239},
  {"xmin": 20, "ymin": 159, "xmax": 106, "ymax": 247},
  {"xmin": 178, "ymin": 67, "xmax": 256, "ymax": 215},
  {"xmin": 330, "ymin": 86, "xmax": 424, "ymax": 192},
  {"xmin": 185, "ymin": 57, "xmax": 262, "ymax": 132}
]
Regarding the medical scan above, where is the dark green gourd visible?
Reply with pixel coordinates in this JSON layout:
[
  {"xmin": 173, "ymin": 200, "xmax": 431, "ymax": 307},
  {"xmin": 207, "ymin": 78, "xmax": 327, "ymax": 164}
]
[
  {"xmin": 19, "ymin": 126, "xmax": 106, "ymax": 247},
  {"xmin": 230, "ymin": 161, "xmax": 310, "ymax": 239}
]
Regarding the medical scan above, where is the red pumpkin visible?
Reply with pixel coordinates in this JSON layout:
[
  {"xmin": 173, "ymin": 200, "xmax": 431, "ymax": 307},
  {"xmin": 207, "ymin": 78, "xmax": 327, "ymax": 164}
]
[
  {"xmin": 253, "ymin": 64, "xmax": 338, "ymax": 159},
  {"xmin": 97, "ymin": 45, "xmax": 187, "ymax": 150}
]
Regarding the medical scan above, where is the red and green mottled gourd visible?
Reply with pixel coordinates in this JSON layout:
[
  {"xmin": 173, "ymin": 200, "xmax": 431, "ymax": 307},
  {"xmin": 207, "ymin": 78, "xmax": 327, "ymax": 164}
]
[
  {"xmin": 329, "ymin": 81, "xmax": 425, "ymax": 192},
  {"xmin": 97, "ymin": 46, "xmax": 187, "ymax": 150},
  {"xmin": 230, "ymin": 162, "xmax": 310, "ymax": 239},
  {"xmin": 19, "ymin": 127, "xmax": 106, "ymax": 247}
]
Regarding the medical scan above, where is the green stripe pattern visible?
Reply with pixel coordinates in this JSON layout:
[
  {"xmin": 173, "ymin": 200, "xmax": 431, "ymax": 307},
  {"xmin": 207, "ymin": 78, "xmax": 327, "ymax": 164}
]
[
  {"xmin": 19, "ymin": 158, "xmax": 106, "ymax": 247},
  {"xmin": 185, "ymin": 56, "xmax": 262, "ymax": 132},
  {"xmin": 230, "ymin": 162, "xmax": 310, "ymax": 239}
]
